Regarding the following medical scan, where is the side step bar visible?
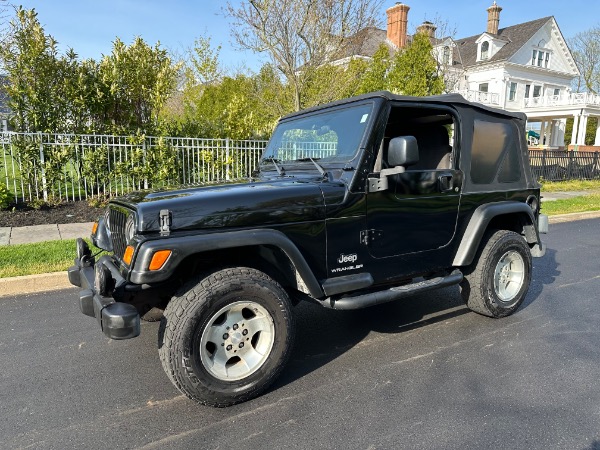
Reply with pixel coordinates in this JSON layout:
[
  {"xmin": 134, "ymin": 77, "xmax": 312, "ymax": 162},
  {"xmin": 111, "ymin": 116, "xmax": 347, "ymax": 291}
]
[{"xmin": 318, "ymin": 270, "xmax": 463, "ymax": 310}]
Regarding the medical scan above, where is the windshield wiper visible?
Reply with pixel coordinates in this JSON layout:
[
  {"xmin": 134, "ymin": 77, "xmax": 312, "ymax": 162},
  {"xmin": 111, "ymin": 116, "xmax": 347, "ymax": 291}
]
[
  {"xmin": 294, "ymin": 157, "xmax": 328, "ymax": 178},
  {"xmin": 262, "ymin": 156, "xmax": 285, "ymax": 176}
]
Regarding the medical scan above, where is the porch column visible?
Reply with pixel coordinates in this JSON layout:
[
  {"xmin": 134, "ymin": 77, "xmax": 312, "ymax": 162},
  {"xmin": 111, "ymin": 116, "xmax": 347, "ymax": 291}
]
[
  {"xmin": 556, "ymin": 119, "xmax": 567, "ymax": 148},
  {"xmin": 595, "ymin": 116, "xmax": 600, "ymax": 146},
  {"xmin": 577, "ymin": 114, "xmax": 589, "ymax": 145},
  {"xmin": 571, "ymin": 114, "xmax": 580, "ymax": 146},
  {"xmin": 540, "ymin": 121, "xmax": 547, "ymax": 146},
  {"xmin": 548, "ymin": 120, "xmax": 557, "ymax": 147}
]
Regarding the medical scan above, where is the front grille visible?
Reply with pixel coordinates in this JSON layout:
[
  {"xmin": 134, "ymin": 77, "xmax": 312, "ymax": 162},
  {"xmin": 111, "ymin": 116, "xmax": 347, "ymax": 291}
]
[{"xmin": 108, "ymin": 206, "xmax": 129, "ymax": 259}]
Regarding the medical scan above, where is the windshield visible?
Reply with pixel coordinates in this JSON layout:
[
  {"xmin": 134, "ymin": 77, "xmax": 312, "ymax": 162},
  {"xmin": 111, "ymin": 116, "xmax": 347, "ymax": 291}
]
[{"xmin": 262, "ymin": 102, "xmax": 373, "ymax": 164}]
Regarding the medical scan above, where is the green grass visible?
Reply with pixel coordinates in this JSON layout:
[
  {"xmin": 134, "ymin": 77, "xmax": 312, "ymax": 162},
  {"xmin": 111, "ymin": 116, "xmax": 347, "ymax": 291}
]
[
  {"xmin": 542, "ymin": 193, "xmax": 600, "ymax": 216},
  {"xmin": 541, "ymin": 179, "xmax": 600, "ymax": 192},
  {"xmin": 0, "ymin": 238, "xmax": 94, "ymax": 278}
]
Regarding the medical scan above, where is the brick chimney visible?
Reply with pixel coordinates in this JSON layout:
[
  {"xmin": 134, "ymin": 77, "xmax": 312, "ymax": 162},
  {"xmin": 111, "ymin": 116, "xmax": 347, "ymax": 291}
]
[
  {"xmin": 416, "ymin": 21, "xmax": 437, "ymax": 39},
  {"xmin": 386, "ymin": 3, "xmax": 410, "ymax": 49},
  {"xmin": 486, "ymin": 1, "xmax": 502, "ymax": 35}
]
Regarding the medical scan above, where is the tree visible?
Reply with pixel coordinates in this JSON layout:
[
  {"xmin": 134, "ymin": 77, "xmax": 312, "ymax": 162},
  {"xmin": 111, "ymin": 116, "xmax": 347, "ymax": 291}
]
[
  {"xmin": 0, "ymin": 7, "xmax": 67, "ymax": 132},
  {"xmin": 99, "ymin": 37, "xmax": 180, "ymax": 134},
  {"xmin": 356, "ymin": 44, "xmax": 390, "ymax": 94},
  {"xmin": 187, "ymin": 36, "xmax": 222, "ymax": 86},
  {"xmin": 569, "ymin": 27, "xmax": 600, "ymax": 93},
  {"xmin": 386, "ymin": 32, "xmax": 445, "ymax": 96},
  {"xmin": 226, "ymin": 0, "xmax": 384, "ymax": 111}
]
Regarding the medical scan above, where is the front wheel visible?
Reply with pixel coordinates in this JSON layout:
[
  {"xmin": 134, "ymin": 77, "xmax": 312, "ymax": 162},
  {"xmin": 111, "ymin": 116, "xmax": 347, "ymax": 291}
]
[
  {"xmin": 158, "ymin": 267, "xmax": 295, "ymax": 407},
  {"xmin": 460, "ymin": 229, "xmax": 532, "ymax": 318}
]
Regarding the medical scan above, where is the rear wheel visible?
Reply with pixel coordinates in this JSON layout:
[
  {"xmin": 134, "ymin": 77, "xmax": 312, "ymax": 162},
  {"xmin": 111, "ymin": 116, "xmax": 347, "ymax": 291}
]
[
  {"xmin": 158, "ymin": 267, "xmax": 295, "ymax": 407},
  {"xmin": 460, "ymin": 229, "xmax": 532, "ymax": 318}
]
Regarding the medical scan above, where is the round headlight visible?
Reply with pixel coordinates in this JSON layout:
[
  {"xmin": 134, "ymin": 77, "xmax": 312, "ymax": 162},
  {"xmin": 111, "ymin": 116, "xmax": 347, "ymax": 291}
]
[{"xmin": 125, "ymin": 215, "xmax": 136, "ymax": 242}]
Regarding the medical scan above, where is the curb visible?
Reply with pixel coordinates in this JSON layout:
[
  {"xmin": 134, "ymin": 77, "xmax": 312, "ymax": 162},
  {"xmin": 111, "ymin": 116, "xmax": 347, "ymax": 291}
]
[
  {"xmin": 0, "ymin": 211, "xmax": 599, "ymax": 298},
  {"xmin": 0, "ymin": 272, "xmax": 73, "ymax": 298},
  {"xmin": 548, "ymin": 210, "xmax": 600, "ymax": 224}
]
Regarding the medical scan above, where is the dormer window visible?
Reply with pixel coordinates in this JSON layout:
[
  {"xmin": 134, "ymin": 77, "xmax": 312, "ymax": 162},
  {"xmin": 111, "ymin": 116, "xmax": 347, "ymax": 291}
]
[
  {"xmin": 443, "ymin": 46, "xmax": 451, "ymax": 64},
  {"xmin": 532, "ymin": 48, "xmax": 551, "ymax": 68},
  {"xmin": 481, "ymin": 41, "xmax": 490, "ymax": 60}
]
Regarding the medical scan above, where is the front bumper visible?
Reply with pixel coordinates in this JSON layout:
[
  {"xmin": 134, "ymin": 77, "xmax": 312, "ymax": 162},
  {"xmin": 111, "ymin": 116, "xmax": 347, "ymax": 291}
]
[{"xmin": 68, "ymin": 239, "xmax": 140, "ymax": 340}]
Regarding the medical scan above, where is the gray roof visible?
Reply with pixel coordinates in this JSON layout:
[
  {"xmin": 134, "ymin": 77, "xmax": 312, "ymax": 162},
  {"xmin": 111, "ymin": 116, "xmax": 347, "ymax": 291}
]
[
  {"xmin": 340, "ymin": 16, "xmax": 553, "ymax": 69},
  {"xmin": 340, "ymin": 27, "xmax": 393, "ymax": 59},
  {"xmin": 453, "ymin": 16, "xmax": 552, "ymax": 67}
]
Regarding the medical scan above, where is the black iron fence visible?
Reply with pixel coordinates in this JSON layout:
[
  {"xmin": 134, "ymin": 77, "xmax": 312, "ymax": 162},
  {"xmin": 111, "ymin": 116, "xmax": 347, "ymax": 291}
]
[
  {"xmin": 1, "ymin": 131, "xmax": 599, "ymax": 204},
  {"xmin": 1, "ymin": 132, "xmax": 267, "ymax": 202},
  {"xmin": 529, "ymin": 149, "xmax": 600, "ymax": 181}
]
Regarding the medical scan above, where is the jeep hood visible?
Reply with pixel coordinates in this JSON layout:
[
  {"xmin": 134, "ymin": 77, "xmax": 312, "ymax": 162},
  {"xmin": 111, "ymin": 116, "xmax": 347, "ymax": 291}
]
[{"xmin": 114, "ymin": 178, "xmax": 326, "ymax": 232}]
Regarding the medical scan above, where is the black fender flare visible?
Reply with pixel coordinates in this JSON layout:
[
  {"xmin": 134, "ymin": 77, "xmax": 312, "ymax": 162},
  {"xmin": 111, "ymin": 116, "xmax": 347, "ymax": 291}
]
[
  {"xmin": 129, "ymin": 229, "xmax": 324, "ymax": 298},
  {"xmin": 452, "ymin": 201, "xmax": 543, "ymax": 267}
]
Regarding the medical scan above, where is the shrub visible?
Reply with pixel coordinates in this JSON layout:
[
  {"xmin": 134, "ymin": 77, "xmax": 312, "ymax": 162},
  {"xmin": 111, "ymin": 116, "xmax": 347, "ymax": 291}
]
[{"xmin": 0, "ymin": 184, "xmax": 14, "ymax": 209}]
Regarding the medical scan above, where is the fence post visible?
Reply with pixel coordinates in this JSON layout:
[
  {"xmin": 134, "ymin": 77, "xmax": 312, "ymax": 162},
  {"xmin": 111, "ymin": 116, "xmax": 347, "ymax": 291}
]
[
  {"xmin": 143, "ymin": 138, "xmax": 148, "ymax": 189},
  {"xmin": 593, "ymin": 152, "xmax": 599, "ymax": 179},
  {"xmin": 541, "ymin": 149, "xmax": 547, "ymax": 179},
  {"xmin": 38, "ymin": 132, "xmax": 48, "ymax": 201},
  {"xmin": 225, "ymin": 138, "xmax": 230, "ymax": 181},
  {"xmin": 567, "ymin": 150, "xmax": 574, "ymax": 180}
]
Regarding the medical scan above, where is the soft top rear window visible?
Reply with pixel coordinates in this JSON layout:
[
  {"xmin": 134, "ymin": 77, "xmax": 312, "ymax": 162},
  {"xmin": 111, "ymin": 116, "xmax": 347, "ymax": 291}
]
[{"xmin": 471, "ymin": 119, "xmax": 521, "ymax": 184}]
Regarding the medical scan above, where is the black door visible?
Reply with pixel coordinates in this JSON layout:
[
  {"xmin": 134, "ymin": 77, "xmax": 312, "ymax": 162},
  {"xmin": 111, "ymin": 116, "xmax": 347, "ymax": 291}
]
[{"xmin": 365, "ymin": 169, "xmax": 462, "ymax": 259}]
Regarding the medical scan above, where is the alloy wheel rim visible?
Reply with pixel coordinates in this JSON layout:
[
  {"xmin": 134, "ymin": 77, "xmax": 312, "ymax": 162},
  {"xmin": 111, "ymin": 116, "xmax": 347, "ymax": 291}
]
[
  {"xmin": 493, "ymin": 250, "xmax": 525, "ymax": 303},
  {"xmin": 200, "ymin": 301, "xmax": 275, "ymax": 381}
]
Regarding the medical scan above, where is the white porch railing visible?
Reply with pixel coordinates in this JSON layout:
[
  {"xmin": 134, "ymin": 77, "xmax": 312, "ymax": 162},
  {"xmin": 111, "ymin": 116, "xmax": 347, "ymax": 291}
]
[
  {"xmin": 456, "ymin": 90, "xmax": 500, "ymax": 105},
  {"xmin": 524, "ymin": 92, "xmax": 600, "ymax": 108}
]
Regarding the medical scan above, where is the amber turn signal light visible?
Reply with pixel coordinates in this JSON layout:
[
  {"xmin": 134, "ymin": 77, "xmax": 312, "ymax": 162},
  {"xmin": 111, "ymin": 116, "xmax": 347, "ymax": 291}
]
[
  {"xmin": 123, "ymin": 245, "xmax": 135, "ymax": 266},
  {"xmin": 149, "ymin": 250, "xmax": 172, "ymax": 271},
  {"xmin": 92, "ymin": 222, "xmax": 99, "ymax": 235}
]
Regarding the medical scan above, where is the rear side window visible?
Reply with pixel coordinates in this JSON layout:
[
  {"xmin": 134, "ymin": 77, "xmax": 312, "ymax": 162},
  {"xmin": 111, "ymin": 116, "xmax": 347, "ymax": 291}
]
[{"xmin": 471, "ymin": 119, "xmax": 521, "ymax": 184}]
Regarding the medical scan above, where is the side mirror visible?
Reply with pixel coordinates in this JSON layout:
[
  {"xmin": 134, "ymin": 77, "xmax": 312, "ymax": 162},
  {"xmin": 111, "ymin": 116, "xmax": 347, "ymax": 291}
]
[
  {"xmin": 368, "ymin": 136, "xmax": 420, "ymax": 193},
  {"xmin": 388, "ymin": 136, "xmax": 419, "ymax": 167}
]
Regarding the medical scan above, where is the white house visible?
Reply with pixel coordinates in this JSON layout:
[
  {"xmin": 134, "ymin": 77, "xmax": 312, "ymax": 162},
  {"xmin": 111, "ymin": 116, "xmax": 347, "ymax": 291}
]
[
  {"xmin": 435, "ymin": 2, "xmax": 600, "ymax": 150},
  {"xmin": 346, "ymin": 2, "xmax": 600, "ymax": 149}
]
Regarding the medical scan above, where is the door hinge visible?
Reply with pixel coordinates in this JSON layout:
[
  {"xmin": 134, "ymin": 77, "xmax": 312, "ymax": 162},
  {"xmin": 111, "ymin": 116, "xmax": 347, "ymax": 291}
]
[
  {"xmin": 160, "ymin": 209, "xmax": 172, "ymax": 235},
  {"xmin": 360, "ymin": 229, "xmax": 382, "ymax": 245}
]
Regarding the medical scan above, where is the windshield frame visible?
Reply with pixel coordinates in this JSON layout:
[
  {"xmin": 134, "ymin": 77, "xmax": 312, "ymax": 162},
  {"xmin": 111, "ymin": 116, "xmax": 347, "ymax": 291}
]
[{"xmin": 260, "ymin": 100, "xmax": 376, "ymax": 172}]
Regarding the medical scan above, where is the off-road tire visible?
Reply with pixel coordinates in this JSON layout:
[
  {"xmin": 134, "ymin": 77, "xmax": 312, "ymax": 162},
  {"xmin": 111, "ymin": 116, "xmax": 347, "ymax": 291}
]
[
  {"xmin": 460, "ymin": 229, "xmax": 532, "ymax": 318},
  {"xmin": 158, "ymin": 267, "xmax": 295, "ymax": 407}
]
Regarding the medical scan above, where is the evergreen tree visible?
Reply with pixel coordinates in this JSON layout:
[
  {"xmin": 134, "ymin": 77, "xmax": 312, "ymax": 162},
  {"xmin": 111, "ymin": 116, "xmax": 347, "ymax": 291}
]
[{"xmin": 387, "ymin": 33, "xmax": 444, "ymax": 96}]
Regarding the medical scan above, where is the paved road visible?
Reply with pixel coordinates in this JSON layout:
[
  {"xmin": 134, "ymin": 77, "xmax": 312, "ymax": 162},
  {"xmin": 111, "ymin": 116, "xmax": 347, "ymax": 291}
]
[{"xmin": 1, "ymin": 219, "xmax": 599, "ymax": 450}]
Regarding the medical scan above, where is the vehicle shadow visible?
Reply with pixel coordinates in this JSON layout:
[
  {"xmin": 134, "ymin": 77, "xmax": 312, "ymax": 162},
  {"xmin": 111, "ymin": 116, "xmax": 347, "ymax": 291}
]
[
  {"xmin": 521, "ymin": 247, "xmax": 560, "ymax": 311},
  {"xmin": 273, "ymin": 284, "xmax": 469, "ymax": 391},
  {"xmin": 273, "ymin": 247, "xmax": 559, "ymax": 392}
]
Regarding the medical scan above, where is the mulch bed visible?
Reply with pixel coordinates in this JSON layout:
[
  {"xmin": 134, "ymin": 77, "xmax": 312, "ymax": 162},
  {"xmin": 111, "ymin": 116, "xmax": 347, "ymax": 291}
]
[{"xmin": 0, "ymin": 201, "xmax": 103, "ymax": 227}]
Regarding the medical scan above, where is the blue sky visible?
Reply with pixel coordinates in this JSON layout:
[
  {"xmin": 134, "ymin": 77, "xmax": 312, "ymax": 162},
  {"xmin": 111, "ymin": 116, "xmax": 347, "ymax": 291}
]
[{"xmin": 12, "ymin": 0, "xmax": 599, "ymax": 72}]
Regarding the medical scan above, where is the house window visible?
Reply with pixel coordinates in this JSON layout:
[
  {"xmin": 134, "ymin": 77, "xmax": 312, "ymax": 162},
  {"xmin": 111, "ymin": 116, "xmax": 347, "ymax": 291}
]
[
  {"xmin": 509, "ymin": 82, "xmax": 517, "ymax": 101},
  {"xmin": 479, "ymin": 83, "xmax": 489, "ymax": 93},
  {"xmin": 481, "ymin": 41, "xmax": 489, "ymax": 60},
  {"xmin": 533, "ymin": 85, "xmax": 542, "ymax": 97},
  {"xmin": 443, "ymin": 46, "xmax": 451, "ymax": 65},
  {"xmin": 553, "ymin": 88, "xmax": 560, "ymax": 97},
  {"xmin": 525, "ymin": 84, "xmax": 531, "ymax": 98},
  {"xmin": 532, "ymin": 49, "xmax": 551, "ymax": 68}
]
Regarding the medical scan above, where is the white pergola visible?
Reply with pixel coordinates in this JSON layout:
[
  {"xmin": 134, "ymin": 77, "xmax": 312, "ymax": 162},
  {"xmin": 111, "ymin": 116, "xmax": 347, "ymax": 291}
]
[{"xmin": 513, "ymin": 93, "xmax": 600, "ymax": 149}]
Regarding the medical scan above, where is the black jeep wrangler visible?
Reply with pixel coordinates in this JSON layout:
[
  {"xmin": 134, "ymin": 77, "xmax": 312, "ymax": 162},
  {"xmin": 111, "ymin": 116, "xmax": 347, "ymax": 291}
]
[{"xmin": 69, "ymin": 91, "xmax": 548, "ymax": 407}]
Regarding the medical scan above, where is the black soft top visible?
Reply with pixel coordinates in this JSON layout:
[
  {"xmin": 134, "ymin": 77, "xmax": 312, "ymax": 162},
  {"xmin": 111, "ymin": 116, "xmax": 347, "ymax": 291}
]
[{"xmin": 282, "ymin": 91, "xmax": 527, "ymax": 122}]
